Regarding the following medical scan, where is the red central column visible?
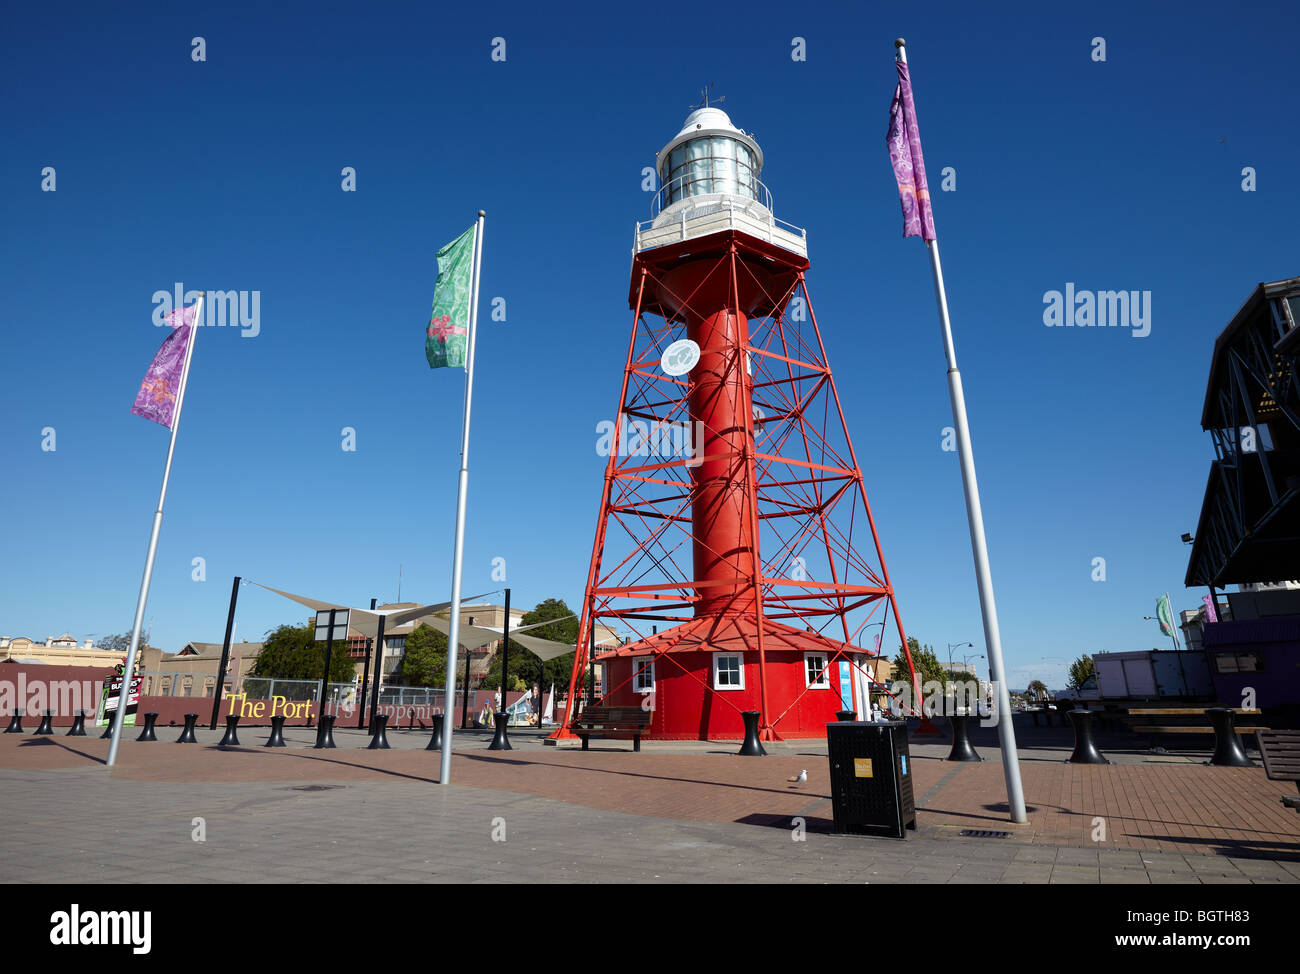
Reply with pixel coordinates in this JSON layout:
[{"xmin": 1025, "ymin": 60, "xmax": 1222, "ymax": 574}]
[{"xmin": 687, "ymin": 306, "xmax": 757, "ymax": 617}]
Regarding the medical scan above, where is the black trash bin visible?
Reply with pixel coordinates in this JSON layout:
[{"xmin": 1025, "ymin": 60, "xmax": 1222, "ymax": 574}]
[{"xmin": 826, "ymin": 719, "xmax": 917, "ymax": 839}]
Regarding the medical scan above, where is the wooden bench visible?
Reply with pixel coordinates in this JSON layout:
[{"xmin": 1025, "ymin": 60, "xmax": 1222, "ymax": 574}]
[
  {"xmin": 1121, "ymin": 708, "xmax": 1267, "ymax": 748},
  {"xmin": 1256, "ymin": 730, "xmax": 1300, "ymax": 812},
  {"xmin": 571, "ymin": 705, "xmax": 650, "ymax": 752}
]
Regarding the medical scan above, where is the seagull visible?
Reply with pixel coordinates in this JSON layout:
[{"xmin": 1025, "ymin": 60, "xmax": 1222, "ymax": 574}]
[{"xmin": 787, "ymin": 769, "xmax": 808, "ymax": 785}]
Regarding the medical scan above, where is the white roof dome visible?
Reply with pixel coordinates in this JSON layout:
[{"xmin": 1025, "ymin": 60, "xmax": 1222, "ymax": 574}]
[
  {"xmin": 656, "ymin": 106, "xmax": 764, "ymax": 176},
  {"xmin": 673, "ymin": 107, "xmax": 743, "ymax": 139}
]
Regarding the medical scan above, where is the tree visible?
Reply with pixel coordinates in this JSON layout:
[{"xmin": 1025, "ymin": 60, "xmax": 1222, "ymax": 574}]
[
  {"xmin": 250, "ymin": 621, "xmax": 356, "ymax": 684},
  {"xmin": 480, "ymin": 598, "xmax": 588, "ymax": 694},
  {"xmin": 394, "ymin": 624, "xmax": 449, "ymax": 687},
  {"xmin": 99, "ymin": 631, "xmax": 155, "ymax": 654},
  {"xmin": 892, "ymin": 637, "xmax": 944, "ymax": 687},
  {"xmin": 1027, "ymin": 679, "xmax": 1048, "ymax": 701},
  {"xmin": 944, "ymin": 668, "xmax": 978, "ymax": 689},
  {"xmin": 1067, "ymin": 654, "xmax": 1096, "ymax": 691}
]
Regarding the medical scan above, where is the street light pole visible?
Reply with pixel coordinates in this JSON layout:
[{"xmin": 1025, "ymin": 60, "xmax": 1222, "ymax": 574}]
[{"xmin": 947, "ymin": 641, "xmax": 972, "ymax": 673}]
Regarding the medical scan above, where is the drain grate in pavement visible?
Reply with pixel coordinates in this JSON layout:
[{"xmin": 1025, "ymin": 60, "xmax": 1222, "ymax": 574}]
[
  {"xmin": 960, "ymin": 829, "xmax": 1012, "ymax": 838},
  {"xmin": 286, "ymin": 784, "xmax": 345, "ymax": 792}
]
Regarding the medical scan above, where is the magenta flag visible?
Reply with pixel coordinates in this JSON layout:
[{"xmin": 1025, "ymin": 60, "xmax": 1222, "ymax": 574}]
[
  {"xmin": 886, "ymin": 60, "xmax": 936, "ymax": 241},
  {"xmin": 130, "ymin": 304, "xmax": 198, "ymax": 428},
  {"xmin": 1202, "ymin": 594, "xmax": 1218, "ymax": 623}
]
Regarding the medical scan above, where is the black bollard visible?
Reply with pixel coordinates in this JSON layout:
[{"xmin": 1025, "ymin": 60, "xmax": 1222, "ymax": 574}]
[
  {"xmin": 426, "ymin": 713, "xmax": 444, "ymax": 751},
  {"xmin": 101, "ymin": 722, "xmax": 113, "ymax": 738},
  {"xmin": 265, "ymin": 715, "xmax": 287, "ymax": 747},
  {"xmin": 488, "ymin": 712, "xmax": 512, "ymax": 751},
  {"xmin": 946, "ymin": 714, "xmax": 983, "ymax": 761},
  {"xmin": 1206, "ymin": 707, "xmax": 1253, "ymax": 767},
  {"xmin": 176, "ymin": 713, "xmax": 199, "ymax": 743},
  {"xmin": 835, "ymin": 710, "xmax": 857, "ymax": 722},
  {"xmin": 367, "ymin": 714, "xmax": 391, "ymax": 750},
  {"xmin": 314, "ymin": 714, "xmax": 336, "ymax": 749},
  {"xmin": 218, "ymin": 714, "xmax": 241, "ymax": 747},
  {"xmin": 1066, "ymin": 709, "xmax": 1109, "ymax": 764},
  {"xmin": 6, "ymin": 710, "xmax": 24, "ymax": 734},
  {"xmin": 136, "ymin": 712, "xmax": 159, "ymax": 742},
  {"xmin": 67, "ymin": 712, "xmax": 87, "ymax": 737},
  {"xmin": 737, "ymin": 710, "xmax": 767, "ymax": 756},
  {"xmin": 34, "ymin": 710, "xmax": 55, "ymax": 735}
]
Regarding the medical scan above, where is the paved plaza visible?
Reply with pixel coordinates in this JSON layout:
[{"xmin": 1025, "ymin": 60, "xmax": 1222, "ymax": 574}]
[{"xmin": 1, "ymin": 720, "xmax": 1298, "ymax": 884}]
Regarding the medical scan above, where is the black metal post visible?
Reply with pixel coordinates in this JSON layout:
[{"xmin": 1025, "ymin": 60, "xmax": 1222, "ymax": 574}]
[
  {"xmin": 1066, "ymin": 709, "xmax": 1109, "ymax": 764},
  {"xmin": 460, "ymin": 644, "xmax": 472, "ymax": 730},
  {"xmin": 368, "ymin": 609, "xmax": 386, "ymax": 733},
  {"xmin": 501, "ymin": 588, "xmax": 511, "ymax": 717},
  {"xmin": 210, "ymin": 576, "xmax": 241, "ymax": 730},
  {"xmin": 218, "ymin": 714, "xmax": 240, "ymax": 746},
  {"xmin": 946, "ymin": 714, "xmax": 983, "ymax": 761},
  {"xmin": 265, "ymin": 715, "xmax": 286, "ymax": 747},
  {"xmin": 358, "ymin": 598, "xmax": 376, "ymax": 729},
  {"xmin": 490, "ymin": 589, "xmax": 512, "ymax": 751},
  {"xmin": 320, "ymin": 608, "xmax": 337, "ymax": 729},
  {"xmin": 314, "ymin": 714, "xmax": 336, "ymax": 749},
  {"xmin": 489, "ymin": 712, "xmax": 512, "ymax": 750},
  {"xmin": 426, "ymin": 712, "xmax": 444, "ymax": 750},
  {"xmin": 176, "ymin": 713, "xmax": 199, "ymax": 743},
  {"xmin": 368, "ymin": 714, "xmax": 391, "ymax": 749},
  {"xmin": 738, "ymin": 711, "xmax": 766, "ymax": 756},
  {"xmin": 1206, "ymin": 707, "xmax": 1253, "ymax": 766}
]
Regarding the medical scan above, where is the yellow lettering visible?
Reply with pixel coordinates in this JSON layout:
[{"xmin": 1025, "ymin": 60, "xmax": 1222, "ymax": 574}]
[
  {"xmin": 270, "ymin": 695, "xmax": 288, "ymax": 717},
  {"xmin": 251, "ymin": 702, "xmax": 266, "ymax": 718}
]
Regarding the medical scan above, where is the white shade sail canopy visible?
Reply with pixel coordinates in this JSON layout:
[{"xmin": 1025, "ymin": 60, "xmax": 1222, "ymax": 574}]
[
  {"xmin": 410, "ymin": 614, "xmax": 578, "ymax": 661},
  {"xmin": 250, "ymin": 582, "xmax": 494, "ymax": 641},
  {"xmin": 249, "ymin": 582, "xmax": 579, "ymax": 660}
]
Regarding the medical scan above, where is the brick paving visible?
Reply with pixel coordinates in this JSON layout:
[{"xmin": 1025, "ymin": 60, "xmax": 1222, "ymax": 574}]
[{"xmin": 1, "ymin": 726, "xmax": 1297, "ymax": 883}]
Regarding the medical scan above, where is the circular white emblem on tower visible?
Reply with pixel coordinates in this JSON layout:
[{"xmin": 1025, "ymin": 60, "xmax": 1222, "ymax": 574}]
[{"xmin": 661, "ymin": 339, "xmax": 700, "ymax": 377}]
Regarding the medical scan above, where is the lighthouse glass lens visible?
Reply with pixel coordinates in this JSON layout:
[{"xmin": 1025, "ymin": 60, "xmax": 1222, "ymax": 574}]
[
  {"xmin": 665, "ymin": 136, "xmax": 761, "ymax": 205},
  {"xmin": 712, "ymin": 138, "xmax": 737, "ymax": 195},
  {"xmin": 687, "ymin": 139, "xmax": 711, "ymax": 195}
]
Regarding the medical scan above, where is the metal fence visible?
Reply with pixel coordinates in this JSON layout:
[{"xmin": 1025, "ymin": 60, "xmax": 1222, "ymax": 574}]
[{"xmin": 138, "ymin": 672, "xmax": 553, "ymax": 725}]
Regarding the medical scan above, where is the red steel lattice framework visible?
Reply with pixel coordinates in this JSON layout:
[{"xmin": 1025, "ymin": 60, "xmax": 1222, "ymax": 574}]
[{"xmin": 552, "ymin": 227, "xmax": 920, "ymax": 740}]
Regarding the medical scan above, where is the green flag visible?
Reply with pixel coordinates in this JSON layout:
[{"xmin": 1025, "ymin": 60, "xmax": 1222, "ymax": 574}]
[
  {"xmin": 425, "ymin": 224, "xmax": 477, "ymax": 369},
  {"xmin": 1155, "ymin": 594, "xmax": 1175, "ymax": 637}
]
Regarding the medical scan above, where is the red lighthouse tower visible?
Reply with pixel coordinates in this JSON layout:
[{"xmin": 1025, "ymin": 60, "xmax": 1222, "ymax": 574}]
[{"xmin": 555, "ymin": 104, "xmax": 920, "ymax": 741}]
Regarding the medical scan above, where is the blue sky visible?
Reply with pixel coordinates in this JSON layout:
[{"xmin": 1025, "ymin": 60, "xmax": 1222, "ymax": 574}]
[{"xmin": 2, "ymin": 0, "xmax": 1296, "ymax": 690}]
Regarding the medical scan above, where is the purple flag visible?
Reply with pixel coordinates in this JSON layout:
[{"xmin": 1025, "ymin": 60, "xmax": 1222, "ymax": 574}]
[
  {"xmin": 131, "ymin": 304, "xmax": 197, "ymax": 429},
  {"xmin": 1202, "ymin": 594, "xmax": 1218, "ymax": 623},
  {"xmin": 887, "ymin": 59, "xmax": 936, "ymax": 241}
]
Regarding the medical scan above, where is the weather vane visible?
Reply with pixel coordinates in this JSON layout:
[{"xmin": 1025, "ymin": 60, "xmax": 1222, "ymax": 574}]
[{"xmin": 691, "ymin": 83, "xmax": 724, "ymax": 111}]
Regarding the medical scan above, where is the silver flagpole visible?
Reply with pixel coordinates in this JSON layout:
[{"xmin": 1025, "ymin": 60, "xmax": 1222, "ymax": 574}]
[
  {"xmin": 896, "ymin": 39, "xmax": 1027, "ymax": 823},
  {"xmin": 107, "ymin": 292, "xmax": 205, "ymax": 767},
  {"xmin": 439, "ymin": 212, "xmax": 486, "ymax": 785}
]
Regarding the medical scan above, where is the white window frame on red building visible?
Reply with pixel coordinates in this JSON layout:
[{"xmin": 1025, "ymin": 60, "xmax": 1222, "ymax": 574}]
[
  {"xmin": 803, "ymin": 652, "xmax": 831, "ymax": 689},
  {"xmin": 632, "ymin": 658, "xmax": 655, "ymax": 693},
  {"xmin": 712, "ymin": 652, "xmax": 745, "ymax": 690}
]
